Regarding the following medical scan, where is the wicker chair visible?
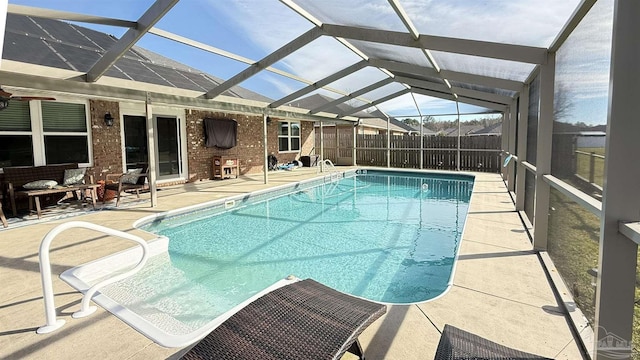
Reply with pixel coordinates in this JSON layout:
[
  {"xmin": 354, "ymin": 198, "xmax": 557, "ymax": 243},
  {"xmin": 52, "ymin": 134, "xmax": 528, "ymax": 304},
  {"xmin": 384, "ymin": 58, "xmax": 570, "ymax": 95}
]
[
  {"xmin": 434, "ymin": 324, "xmax": 553, "ymax": 360},
  {"xmin": 0, "ymin": 200, "xmax": 7, "ymax": 228},
  {"xmin": 180, "ymin": 279, "xmax": 386, "ymax": 360},
  {"xmin": 104, "ymin": 163, "xmax": 148, "ymax": 207}
]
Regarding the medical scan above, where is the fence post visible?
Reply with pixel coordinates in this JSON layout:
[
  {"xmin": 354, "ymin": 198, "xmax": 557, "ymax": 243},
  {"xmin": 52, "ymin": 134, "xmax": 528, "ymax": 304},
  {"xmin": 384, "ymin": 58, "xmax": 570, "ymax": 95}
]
[{"xmin": 589, "ymin": 152, "xmax": 596, "ymax": 184}]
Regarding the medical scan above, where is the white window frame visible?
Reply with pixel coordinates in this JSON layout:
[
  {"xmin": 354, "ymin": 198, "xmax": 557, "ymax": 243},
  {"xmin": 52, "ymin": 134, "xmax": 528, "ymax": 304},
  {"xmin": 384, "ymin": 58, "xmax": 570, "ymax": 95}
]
[
  {"xmin": 0, "ymin": 98, "xmax": 92, "ymax": 167},
  {"xmin": 118, "ymin": 102, "xmax": 188, "ymax": 185},
  {"xmin": 278, "ymin": 121, "xmax": 301, "ymax": 153}
]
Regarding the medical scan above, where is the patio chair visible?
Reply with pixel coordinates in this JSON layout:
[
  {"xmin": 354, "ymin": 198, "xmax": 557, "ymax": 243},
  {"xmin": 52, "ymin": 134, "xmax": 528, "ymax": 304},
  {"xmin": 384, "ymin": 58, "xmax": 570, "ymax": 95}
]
[
  {"xmin": 0, "ymin": 202, "xmax": 7, "ymax": 228},
  {"xmin": 104, "ymin": 163, "xmax": 148, "ymax": 207},
  {"xmin": 434, "ymin": 324, "xmax": 552, "ymax": 360},
  {"xmin": 180, "ymin": 279, "xmax": 386, "ymax": 360}
]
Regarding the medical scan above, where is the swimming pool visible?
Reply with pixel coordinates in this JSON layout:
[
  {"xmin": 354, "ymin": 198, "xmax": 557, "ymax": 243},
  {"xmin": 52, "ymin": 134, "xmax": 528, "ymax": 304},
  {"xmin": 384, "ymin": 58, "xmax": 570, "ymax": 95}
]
[{"xmin": 62, "ymin": 169, "xmax": 473, "ymax": 347}]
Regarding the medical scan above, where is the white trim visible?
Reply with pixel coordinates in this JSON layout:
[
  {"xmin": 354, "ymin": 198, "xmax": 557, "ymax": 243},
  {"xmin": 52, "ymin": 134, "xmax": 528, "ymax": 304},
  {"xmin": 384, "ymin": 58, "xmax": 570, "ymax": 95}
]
[
  {"xmin": 0, "ymin": 98, "xmax": 91, "ymax": 167},
  {"xmin": 278, "ymin": 121, "xmax": 301, "ymax": 153},
  {"xmin": 152, "ymin": 107, "xmax": 186, "ymax": 182}
]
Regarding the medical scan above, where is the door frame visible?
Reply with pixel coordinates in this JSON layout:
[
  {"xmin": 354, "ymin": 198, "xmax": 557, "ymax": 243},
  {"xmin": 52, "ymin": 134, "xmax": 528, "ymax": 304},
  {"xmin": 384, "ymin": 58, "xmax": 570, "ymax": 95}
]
[{"xmin": 118, "ymin": 102, "xmax": 188, "ymax": 185}]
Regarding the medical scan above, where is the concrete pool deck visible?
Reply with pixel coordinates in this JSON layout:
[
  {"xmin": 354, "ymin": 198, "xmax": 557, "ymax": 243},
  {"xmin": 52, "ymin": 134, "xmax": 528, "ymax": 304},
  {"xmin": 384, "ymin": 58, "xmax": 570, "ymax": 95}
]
[{"xmin": 0, "ymin": 169, "xmax": 585, "ymax": 359}]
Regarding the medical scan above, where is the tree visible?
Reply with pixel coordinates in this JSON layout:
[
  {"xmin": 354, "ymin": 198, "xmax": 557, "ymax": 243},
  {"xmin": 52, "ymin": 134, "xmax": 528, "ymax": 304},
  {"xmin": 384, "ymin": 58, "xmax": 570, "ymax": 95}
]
[
  {"xmin": 401, "ymin": 118, "xmax": 420, "ymax": 126},
  {"xmin": 554, "ymin": 84, "xmax": 574, "ymax": 122}
]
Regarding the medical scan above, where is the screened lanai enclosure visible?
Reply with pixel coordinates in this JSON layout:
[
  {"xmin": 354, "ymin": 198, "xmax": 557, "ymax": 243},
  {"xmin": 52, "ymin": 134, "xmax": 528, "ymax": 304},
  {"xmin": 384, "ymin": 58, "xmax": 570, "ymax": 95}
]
[{"xmin": 1, "ymin": 0, "xmax": 639, "ymax": 358}]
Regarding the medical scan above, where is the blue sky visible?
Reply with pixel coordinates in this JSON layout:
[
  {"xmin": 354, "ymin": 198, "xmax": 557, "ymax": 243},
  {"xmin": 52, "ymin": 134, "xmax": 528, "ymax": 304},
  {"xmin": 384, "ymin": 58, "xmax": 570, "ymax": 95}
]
[{"xmin": 7, "ymin": 0, "xmax": 611, "ymax": 123}]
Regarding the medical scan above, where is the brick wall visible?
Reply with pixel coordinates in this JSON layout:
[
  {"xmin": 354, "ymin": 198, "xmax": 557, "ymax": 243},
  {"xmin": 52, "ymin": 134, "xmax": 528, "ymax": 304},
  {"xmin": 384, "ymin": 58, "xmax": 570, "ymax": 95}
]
[
  {"xmin": 84, "ymin": 105, "xmax": 315, "ymax": 182},
  {"xmin": 88, "ymin": 99, "xmax": 122, "ymax": 181},
  {"xmin": 185, "ymin": 111, "xmax": 314, "ymax": 181}
]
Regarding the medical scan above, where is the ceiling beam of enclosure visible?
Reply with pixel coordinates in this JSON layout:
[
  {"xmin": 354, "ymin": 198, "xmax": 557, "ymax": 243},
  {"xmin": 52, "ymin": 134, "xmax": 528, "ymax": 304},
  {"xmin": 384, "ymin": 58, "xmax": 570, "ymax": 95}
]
[
  {"xmin": 338, "ymin": 89, "xmax": 411, "ymax": 117},
  {"xmin": 309, "ymin": 78, "xmax": 395, "ymax": 114},
  {"xmin": 368, "ymin": 59, "xmax": 524, "ymax": 93},
  {"xmin": 6, "ymin": 2, "xmax": 529, "ymax": 114},
  {"xmin": 203, "ymin": 27, "xmax": 324, "ymax": 99},
  {"xmin": 321, "ymin": 24, "xmax": 549, "ymax": 65},
  {"xmin": 7, "ymin": 3, "xmax": 377, "ymax": 106},
  {"xmin": 268, "ymin": 60, "xmax": 368, "ymax": 108},
  {"xmin": 7, "ymin": 4, "xmax": 137, "ymax": 27},
  {"xmin": 387, "ymin": 0, "xmax": 455, "ymax": 99},
  {"xmin": 450, "ymin": 87, "xmax": 513, "ymax": 105},
  {"xmin": 85, "ymin": 0, "xmax": 179, "ymax": 82}
]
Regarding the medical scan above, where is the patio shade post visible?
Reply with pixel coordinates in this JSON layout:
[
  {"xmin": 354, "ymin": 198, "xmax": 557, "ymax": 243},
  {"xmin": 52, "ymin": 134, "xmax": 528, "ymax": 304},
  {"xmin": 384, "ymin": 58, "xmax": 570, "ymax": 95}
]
[
  {"xmin": 335, "ymin": 124, "xmax": 339, "ymax": 165},
  {"xmin": 515, "ymin": 86, "xmax": 529, "ymax": 211},
  {"xmin": 352, "ymin": 121, "xmax": 356, "ymax": 166},
  {"xmin": 501, "ymin": 107, "xmax": 509, "ymax": 179},
  {"xmin": 145, "ymin": 94, "xmax": 157, "ymax": 207},
  {"xmin": 507, "ymin": 103, "xmax": 517, "ymax": 192},
  {"xmin": 532, "ymin": 53, "xmax": 555, "ymax": 250},
  {"xmin": 594, "ymin": 1, "xmax": 640, "ymax": 357},
  {"xmin": 456, "ymin": 101, "xmax": 461, "ymax": 171},
  {"xmin": 319, "ymin": 121, "xmax": 324, "ymax": 172},
  {"xmin": 263, "ymin": 113, "xmax": 268, "ymax": 184},
  {"xmin": 386, "ymin": 113, "xmax": 390, "ymax": 168},
  {"xmin": 420, "ymin": 116, "xmax": 424, "ymax": 169}
]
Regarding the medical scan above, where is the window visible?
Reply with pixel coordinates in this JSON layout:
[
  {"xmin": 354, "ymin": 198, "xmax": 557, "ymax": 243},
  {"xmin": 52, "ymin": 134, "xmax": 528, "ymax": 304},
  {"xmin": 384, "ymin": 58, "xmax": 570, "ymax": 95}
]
[
  {"xmin": 0, "ymin": 101, "xmax": 34, "ymax": 166},
  {"xmin": 278, "ymin": 121, "xmax": 301, "ymax": 152},
  {"xmin": 42, "ymin": 102, "xmax": 89, "ymax": 164},
  {"xmin": 0, "ymin": 100, "xmax": 90, "ymax": 168}
]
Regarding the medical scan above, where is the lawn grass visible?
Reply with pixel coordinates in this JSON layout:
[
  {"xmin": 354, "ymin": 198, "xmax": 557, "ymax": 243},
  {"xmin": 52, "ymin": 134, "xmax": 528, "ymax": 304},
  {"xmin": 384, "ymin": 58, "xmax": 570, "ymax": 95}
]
[
  {"xmin": 575, "ymin": 147, "xmax": 605, "ymax": 187},
  {"xmin": 547, "ymin": 187, "xmax": 640, "ymax": 357}
]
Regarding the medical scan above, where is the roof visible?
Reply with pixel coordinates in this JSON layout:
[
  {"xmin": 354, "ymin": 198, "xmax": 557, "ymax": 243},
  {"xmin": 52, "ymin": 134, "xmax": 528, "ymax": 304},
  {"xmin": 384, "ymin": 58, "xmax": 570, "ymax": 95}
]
[
  {"xmin": 0, "ymin": 1, "xmax": 592, "ymax": 122},
  {"xmin": 470, "ymin": 122, "xmax": 502, "ymax": 135},
  {"xmin": 439, "ymin": 124, "xmax": 486, "ymax": 136},
  {"xmin": 3, "ymin": 12, "xmax": 272, "ymax": 103},
  {"xmin": 407, "ymin": 124, "xmax": 437, "ymax": 135}
]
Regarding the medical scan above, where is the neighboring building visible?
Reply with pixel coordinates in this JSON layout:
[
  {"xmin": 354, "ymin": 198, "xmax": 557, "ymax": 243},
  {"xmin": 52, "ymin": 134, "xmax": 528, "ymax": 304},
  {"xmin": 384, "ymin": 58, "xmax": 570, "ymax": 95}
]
[
  {"xmin": 438, "ymin": 124, "xmax": 486, "ymax": 136},
  {"xmin": 469, "ymin": 122, "xmax": 502, "ymax": 136},
  {"xmin": 406, "ymin": 124, "xmax": 437, "ymax": 136}
]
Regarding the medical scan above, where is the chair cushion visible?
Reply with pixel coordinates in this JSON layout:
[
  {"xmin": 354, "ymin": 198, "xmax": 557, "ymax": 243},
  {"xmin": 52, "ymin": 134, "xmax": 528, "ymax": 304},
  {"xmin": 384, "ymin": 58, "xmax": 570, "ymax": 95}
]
[
  {"xmin": 63, "ymin": 168, "xmax": 86, "ymax": 186},
  {"xmin": 121, "ymin": 168, "xmax": 142, "ymax": 184},
  {"xmin": 23, "ymin": 180, "xmax": 58, "ymax": 190}
]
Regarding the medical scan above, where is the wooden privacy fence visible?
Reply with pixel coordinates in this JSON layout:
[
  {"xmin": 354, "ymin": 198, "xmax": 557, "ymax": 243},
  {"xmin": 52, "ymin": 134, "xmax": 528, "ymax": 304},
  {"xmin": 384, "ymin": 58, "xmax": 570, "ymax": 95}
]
[{"xmin": 315, "ymin": 134, "xmax": 502, "ymax": 173}]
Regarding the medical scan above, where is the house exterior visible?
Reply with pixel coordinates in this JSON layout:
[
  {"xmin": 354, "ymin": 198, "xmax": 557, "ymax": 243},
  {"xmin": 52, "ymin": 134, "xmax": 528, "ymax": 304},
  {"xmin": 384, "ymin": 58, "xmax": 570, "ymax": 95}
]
[{"xmin": 0, "ymin": 13, "xmax": 320, "ymax": 187}]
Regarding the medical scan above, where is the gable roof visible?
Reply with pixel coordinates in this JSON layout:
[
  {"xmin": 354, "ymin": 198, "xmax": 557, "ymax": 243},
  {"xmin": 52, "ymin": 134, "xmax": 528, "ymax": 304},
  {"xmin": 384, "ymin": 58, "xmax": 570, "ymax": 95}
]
[{"xmin": 471, "ymin": 122, "xmax": 502, "ymax": 135}]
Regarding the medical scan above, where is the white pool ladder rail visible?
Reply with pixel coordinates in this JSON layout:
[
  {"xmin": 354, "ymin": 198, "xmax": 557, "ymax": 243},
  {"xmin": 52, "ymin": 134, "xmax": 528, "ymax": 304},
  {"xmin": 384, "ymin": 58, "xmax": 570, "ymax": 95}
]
[
  {"xmin": 37, "ymin": 221, "xmax": 149, "ymax": 334},
  {"xmin": 318, "ymin": 158, "xmax": 336, "ymax": 173}
]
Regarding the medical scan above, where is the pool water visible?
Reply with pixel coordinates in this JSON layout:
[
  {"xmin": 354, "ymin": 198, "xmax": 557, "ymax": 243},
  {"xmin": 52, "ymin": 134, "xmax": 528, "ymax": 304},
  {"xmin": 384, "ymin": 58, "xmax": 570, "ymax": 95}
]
[{"xmin": 99, "ymin": 170, "xmax": 473, "ymax": 337}]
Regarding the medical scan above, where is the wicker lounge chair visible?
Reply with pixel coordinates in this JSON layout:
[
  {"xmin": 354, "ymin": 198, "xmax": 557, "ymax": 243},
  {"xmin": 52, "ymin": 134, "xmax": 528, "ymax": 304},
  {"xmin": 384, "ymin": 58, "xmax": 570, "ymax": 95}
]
[
  {"xmin": 103, "ymin": 163, "xmax": 148, "ymax": 207},
  {"xmin": 180, "ymin": 279, "xmax": 386, "ymax": 360},
  {"xmin": 434, "ymin": 324, "xmax": 553, "ymax": 360}
]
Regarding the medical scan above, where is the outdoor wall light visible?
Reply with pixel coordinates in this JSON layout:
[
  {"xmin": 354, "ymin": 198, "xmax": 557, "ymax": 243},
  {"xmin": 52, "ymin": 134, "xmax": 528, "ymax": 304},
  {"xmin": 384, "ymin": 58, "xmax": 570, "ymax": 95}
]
[
  {"xmin": 104, "ymin": 112, "xmax": 114, "ymax": 127},
  {"xmin": 266, "ymin": 116, "xmax": 272, "ymax": 125}
]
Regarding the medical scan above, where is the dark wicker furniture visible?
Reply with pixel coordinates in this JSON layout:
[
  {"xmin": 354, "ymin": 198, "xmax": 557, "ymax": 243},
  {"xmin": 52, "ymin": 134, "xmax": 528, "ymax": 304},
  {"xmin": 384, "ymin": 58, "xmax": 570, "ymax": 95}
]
[
  {"xmin": 103, "ymin": 163, "xmax": 148, "ymax": 207},
  {"xmin": 434, "ymin": 324, "xmax": 553, "ymax": 360},
  {"xmin": 180, "ymin": 279, "xmax": 387, "ymax": 360},
  {"xmin": 2, "ymin": 163, "xmax": 92, "ymax": 217}
]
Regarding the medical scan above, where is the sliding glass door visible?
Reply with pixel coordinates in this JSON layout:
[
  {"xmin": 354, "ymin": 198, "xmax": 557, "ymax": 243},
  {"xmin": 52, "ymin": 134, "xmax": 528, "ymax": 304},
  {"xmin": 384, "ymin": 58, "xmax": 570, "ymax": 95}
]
[
  {"xmin": 123, "ymin": 115, "xmax": 148, "ymax": 170},
  {"xmin": 155, "ymin": 116, "xmax": 182, "ymax": 179}
]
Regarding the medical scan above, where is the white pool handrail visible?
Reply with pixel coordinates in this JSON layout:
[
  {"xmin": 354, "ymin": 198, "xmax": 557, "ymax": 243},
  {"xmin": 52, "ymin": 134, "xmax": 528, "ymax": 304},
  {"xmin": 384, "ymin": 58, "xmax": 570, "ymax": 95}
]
[{"xmin": 37, "ymin": 221, "xmax": 149, "ymax": 334}]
